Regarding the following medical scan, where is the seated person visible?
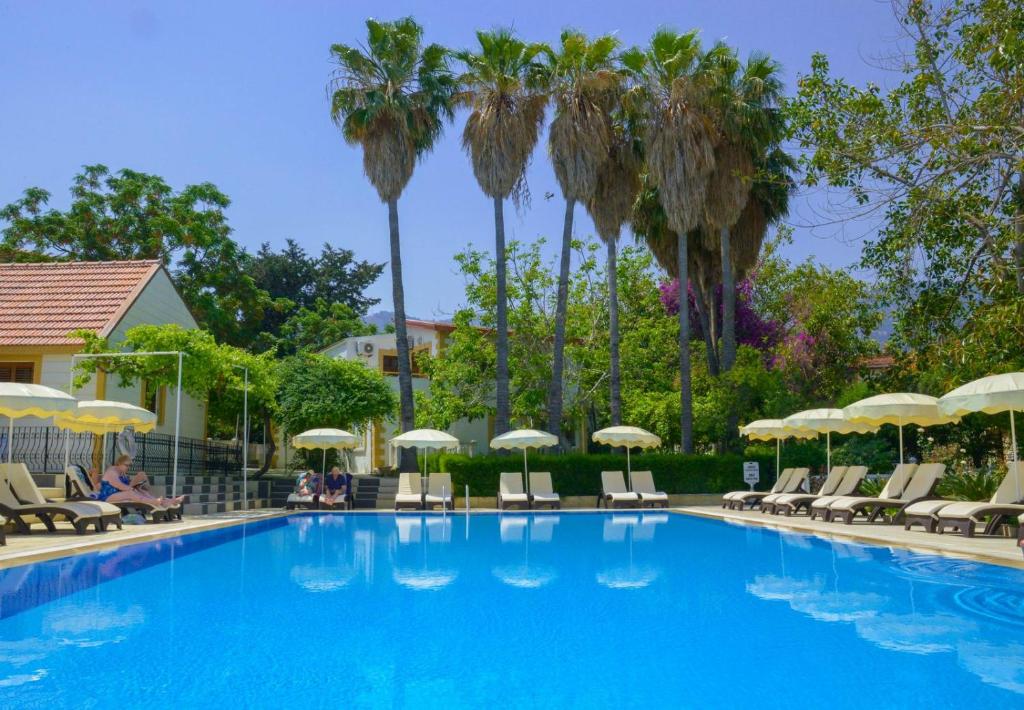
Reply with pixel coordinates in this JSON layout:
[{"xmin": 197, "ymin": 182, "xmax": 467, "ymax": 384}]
[
  {"xmin": 98, "ymin": 454, "xmax": 184, "ymax": 507},
  {"xmin": 321, "ymin": 466, "xmax": 351, "ymax": 507},
  {"xmin": 295, "ymin": 469, "xmax": 317, "ymax": 497}
]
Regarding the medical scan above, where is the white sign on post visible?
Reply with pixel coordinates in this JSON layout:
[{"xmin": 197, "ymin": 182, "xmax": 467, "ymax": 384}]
[{"xmin": 743, "ymin": 461, "xmax": 760, "ymax": 491}]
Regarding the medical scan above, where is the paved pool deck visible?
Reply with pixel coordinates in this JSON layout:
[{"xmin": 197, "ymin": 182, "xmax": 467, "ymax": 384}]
[
  {"xmin": 678, "ymin": 505, "xmax": 1024, "ymax": 569},
  {"xmin": 2, "ymin": 505, "xmax": 1022, "ymax": 570}
]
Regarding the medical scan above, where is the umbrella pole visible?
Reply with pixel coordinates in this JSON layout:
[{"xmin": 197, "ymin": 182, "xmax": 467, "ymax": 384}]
[
  {"xmin": 826, "ymin": 431, "xmax": 831, "ymax": 475},
  {"xmin": 1011, "ymin": 409, "xmax": 1019, "ymax": 500},
  {"xmin": 7, "ymin": 416, "xmax": 12, "ymax": 464},
  {"xmin": 898, "ymin": 423, "xmax": 904, "ymax": 465},
  {"xmin": 322, "ymin": 449, "xmax": 326, "ymax": 478},
  {"xmin": 775, "ymin": 439, "xmax": 780, "ymax": 482},
  {"xmin": 627, "ymin": 447, "xmax": 631, "ymax": 488},
  {"xmin": 1011, "ymin": 409, "xmax": 1018, "ymax": 463},
  {"xmin": 523, "ymin": 448, "xmax": 529, "ymax": 497}
]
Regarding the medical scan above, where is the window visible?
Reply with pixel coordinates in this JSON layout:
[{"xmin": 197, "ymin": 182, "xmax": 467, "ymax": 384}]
[
  {"xmin": 141, "ymin": 381, "xmax": 167, "ymax": 425},
  {"xmin": 0, "ymin": 362, "xmax": 34, "ymax": 383},
  {"xmin": 381, "ymin": 349, "xmax": 427, "ymax": 377}
]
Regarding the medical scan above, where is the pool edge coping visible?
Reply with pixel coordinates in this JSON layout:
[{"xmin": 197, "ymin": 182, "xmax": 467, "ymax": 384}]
[
  {"xmin": 3, "ymin": 506, "xmax": 1022, "ymax": 572},
  {"xmin": 0, "ymin": 511, "xmax": 294, "ymax": 570}
]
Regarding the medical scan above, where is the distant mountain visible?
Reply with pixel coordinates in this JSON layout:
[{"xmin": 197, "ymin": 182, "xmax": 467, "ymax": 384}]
[
  {"xmin": 363, "ymin": 310, "xmax": 395, "ymax": 332},
  {"xmin": 363, "ymin": 310, "xmax": 453, "ymax": 332}
]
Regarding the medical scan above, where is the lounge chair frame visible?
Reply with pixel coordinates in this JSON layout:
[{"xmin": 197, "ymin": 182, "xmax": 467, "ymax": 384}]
[
  {"xmin": 0, "ymin": 464, "xmax": 121, "ymax": 535},
  {"xmin": 935, "ymin": 504, "xmax": 1024, "ymax": 537}
]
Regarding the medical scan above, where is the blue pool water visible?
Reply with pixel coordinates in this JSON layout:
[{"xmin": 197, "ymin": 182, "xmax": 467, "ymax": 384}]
[{"xmin": 1, "ymin": 512, "xmax": 1023, "ymax": 708}]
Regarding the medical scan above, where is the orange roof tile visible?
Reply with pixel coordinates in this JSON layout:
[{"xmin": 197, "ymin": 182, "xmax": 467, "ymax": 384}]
[{"xmin": 0, "ymin": 260, "xmax": 161, "ymax": 346}]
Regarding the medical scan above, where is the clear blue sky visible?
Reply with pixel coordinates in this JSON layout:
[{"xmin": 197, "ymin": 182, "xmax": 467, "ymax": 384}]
[{"xmin": 0, "ymin": 0, "xmax": 899, "ymax": 319}]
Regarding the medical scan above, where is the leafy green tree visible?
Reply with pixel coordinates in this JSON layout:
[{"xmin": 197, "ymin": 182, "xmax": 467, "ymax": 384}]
[
  {"xmin": 73, "ymin": 324, "xmax": 281, "ymax": 474},
  {"xmin": 329, "ymin": 17, "xmax": 457, "ymax": 471},
  {"xmin": 0, "ymin": 164, "xmax": 273, "ymax": 345},
  {"xmin": 788, "ymin": 0, "xmax": 1024, "ymax": 383},
  {"xmin": 543, "ymin": 30, "xmax": 621, "ymax": 444},
  {"xmin": 751, "ymin": 231, "xmax": 882, "ymax": 404},
  {"xmin": 455, "ymin": 28, "xmax": 548, "ymax": 438},
  {"xmin": 248, "ymin": 239, "xmax": 383, "ymax": 350},
  {"xmin": 273, "ymin": 299, "xmax": 374, "ymax": 356},
  {"xmin": 276, "ymin": 354, "xmax": 396, "ymax": 438}
]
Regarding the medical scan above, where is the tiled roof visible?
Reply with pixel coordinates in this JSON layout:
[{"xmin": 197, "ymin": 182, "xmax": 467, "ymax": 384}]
[{"xmin": 0, "ymin": 260, "xmax": 161, "ymax": 346}]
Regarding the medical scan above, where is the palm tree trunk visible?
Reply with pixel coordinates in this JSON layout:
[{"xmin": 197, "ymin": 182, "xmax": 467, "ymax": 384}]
[
  {"xmin": 547, "ymin": 198, "xmax": 575, "ymax": 444},
  {"xmin": 388, "ymin": 198, "xmax": 417, "ymax": 472},
  {"xmin": 607, "ymin": 238, "xmax": 622, "ymax": 426},
  {"xmin": 493, "ymin": 196, "xmax": 511, "ymax": 436},
  {"xmin": 677, "ymin": 232, "xmax": 693, "ymax": 453},
  {"xmin": 694, "ymin": 284, "xmax": 719, "ymax": 376},
  {"xmin": 720, "ymin": 225, "xmax": 736, "ymax": 371}
]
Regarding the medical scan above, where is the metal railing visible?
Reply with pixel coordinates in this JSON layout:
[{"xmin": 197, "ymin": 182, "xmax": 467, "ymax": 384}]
[{"xmin": 0, "ymin": 426, "xmax": 242, "ymax": 477}]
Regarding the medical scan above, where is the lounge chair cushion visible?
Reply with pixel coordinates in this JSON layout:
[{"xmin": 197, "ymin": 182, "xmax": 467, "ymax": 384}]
[
  {"xmin": 903, "ymin": 499, "xmax": 954, "ymax": 516},
  {"xmin": 938, "ymin": 501, "xmax": 1024, "ymax": 519},
  {"xmin": 501, "ymin": 492, "xmax": 530, "ymax": 503},
  {"xmin": 531, "ymin": 492, "xmax": 560, "ymax": 502},
  {"xmin": 607, "ymin": 491, "xmax": 640, "ymax": 501}
]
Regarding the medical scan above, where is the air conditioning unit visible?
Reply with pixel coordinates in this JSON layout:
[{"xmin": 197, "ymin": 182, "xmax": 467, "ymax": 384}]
[{"xmin": 362, "ymin": 342, "xmax": 375, "ymax": 356}]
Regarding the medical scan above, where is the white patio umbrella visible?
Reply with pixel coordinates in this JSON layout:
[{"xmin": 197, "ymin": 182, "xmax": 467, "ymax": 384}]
[
  {"xmin": 390, "ymin": 429, "xmax": 460, "ymax": 477},
  {"xmin": 783, "ymin": 409, "xmax": 877, "ymax": 477},
  {"xmin": 939, "ymin": 372, "xmax": 1024, "ymax": 498},
  {"xmin": 843, "ymin": 393, "xmax": 959, "ymax": 465},
  {"xmin": 591, "ymin": 426, "xmax": 661, "ymax": 483},
  {"xmin": 490, "ymin": 428, "xmax": 557, "ymax": 496},
  {"xmin": 0, "ymin": 383, "xmax": 77, "ymax": 464},
  {"xmin": 739, "ymin": 419, "xmax": 817, "ymax": 482},
  {"xmin": 54, "ymin": 399, "xmax": 158, "ymax": 470},
  {"xmin": 291, "ymin": 428, "xmax": 360, "ymax": 477}
]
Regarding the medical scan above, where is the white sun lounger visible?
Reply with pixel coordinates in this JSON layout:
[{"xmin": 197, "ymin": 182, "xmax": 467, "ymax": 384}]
[
  {"xmin": 905, "ymin": 462, "xmax": 1024, "ymax": 536},
  {"xmin": 763, "ymin": 466, "xmax": 845, "ymax": 515},
  {"xmin": 774, "ymin": 466, "xmax": 867, "ymax": 516},
  {"xmin": 395, "ymin": 472, "xmax": 424, "ymax": 510},
  {"xmin": 827, "ymin": 463, "xmax": 945, "ymax": 525},
  {"xmin": 758, "ymin": 468, "xmax": 811, "ymax": 513},
  {"xmin": 498, "ymin": 472, "xmax": 530, "ymax": 510},
  {"xmin": 726, "ymin": 468, "xmax": 807, "ymax": 511},
  {"xmin": 629, "ymin": 470, "xmax": 668, "ymax": 508},
  {"xmin": 601, "ymin": 471, "xmax": 639, "ymax": 508},
  {"xmin": 528, "ymin": 472, "xmax": 561, "ymax": 509},
  {"xmin": 723, "ymin": 468, "xmax": 793, "ymax": 509},
  {"xmin": 424, "ymin": 472, "xmax": 454, "ymax": 511}
]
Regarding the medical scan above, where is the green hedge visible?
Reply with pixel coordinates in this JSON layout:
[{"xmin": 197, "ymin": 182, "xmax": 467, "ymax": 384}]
[{"xmin": 435, "ymin": 452, "xmax": 804, "ymax": 497}]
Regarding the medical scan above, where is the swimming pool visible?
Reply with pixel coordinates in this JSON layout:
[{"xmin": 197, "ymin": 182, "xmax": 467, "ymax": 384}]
[{"xmin": 1, "ymin": 512, "xmax": 1022, "ymax": 708}]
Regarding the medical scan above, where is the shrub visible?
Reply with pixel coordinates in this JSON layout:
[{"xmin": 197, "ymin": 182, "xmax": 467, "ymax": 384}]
[
  {"xmin": 436, "ymin": 452, "xmax": 806, "ymax": 497},
  {"xmin": 936, "ymin": 467, "xmax": 1004, "ymax": 501}
]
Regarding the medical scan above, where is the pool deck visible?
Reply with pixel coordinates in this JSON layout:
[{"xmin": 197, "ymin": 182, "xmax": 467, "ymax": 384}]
[
  {"xmin": 677, "ymin": 505, "xmax": 1024, "ymax": 569},
  {"xmin": 2, "ymin": 505, "xmax": 1022, "ymax": 570},
  {"xmin": 0, "ymin": 510, "xmax": 290, "ymax": 569}
]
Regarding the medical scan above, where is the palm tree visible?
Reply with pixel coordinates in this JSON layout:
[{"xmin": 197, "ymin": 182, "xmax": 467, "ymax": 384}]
[
  {"xmin": 586, "ymin": 115, "xmax": 640, "ymax": 425},
  {"xmin": 544, "ymin": 30, "xmax": 621, "ymax": 444},
  {"xmin": 622, "ymin": 29, "xmax": 723, "ymax": 452},
  {"xmin": 329, "ymin": 17, "xmax": 457, "ymax": 471},
  {"xmin": 702, "ymin": 50, "xmax": 785, "ymax": 372},
  {"xmin": 455, "ymin": 29, "xmax": 548, "ymax": 437}
]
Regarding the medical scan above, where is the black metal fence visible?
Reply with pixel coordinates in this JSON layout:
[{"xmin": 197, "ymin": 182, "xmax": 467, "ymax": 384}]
[{"xmin": 0, "ymin": 426, "xmax": 242, "ymax": 477}]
